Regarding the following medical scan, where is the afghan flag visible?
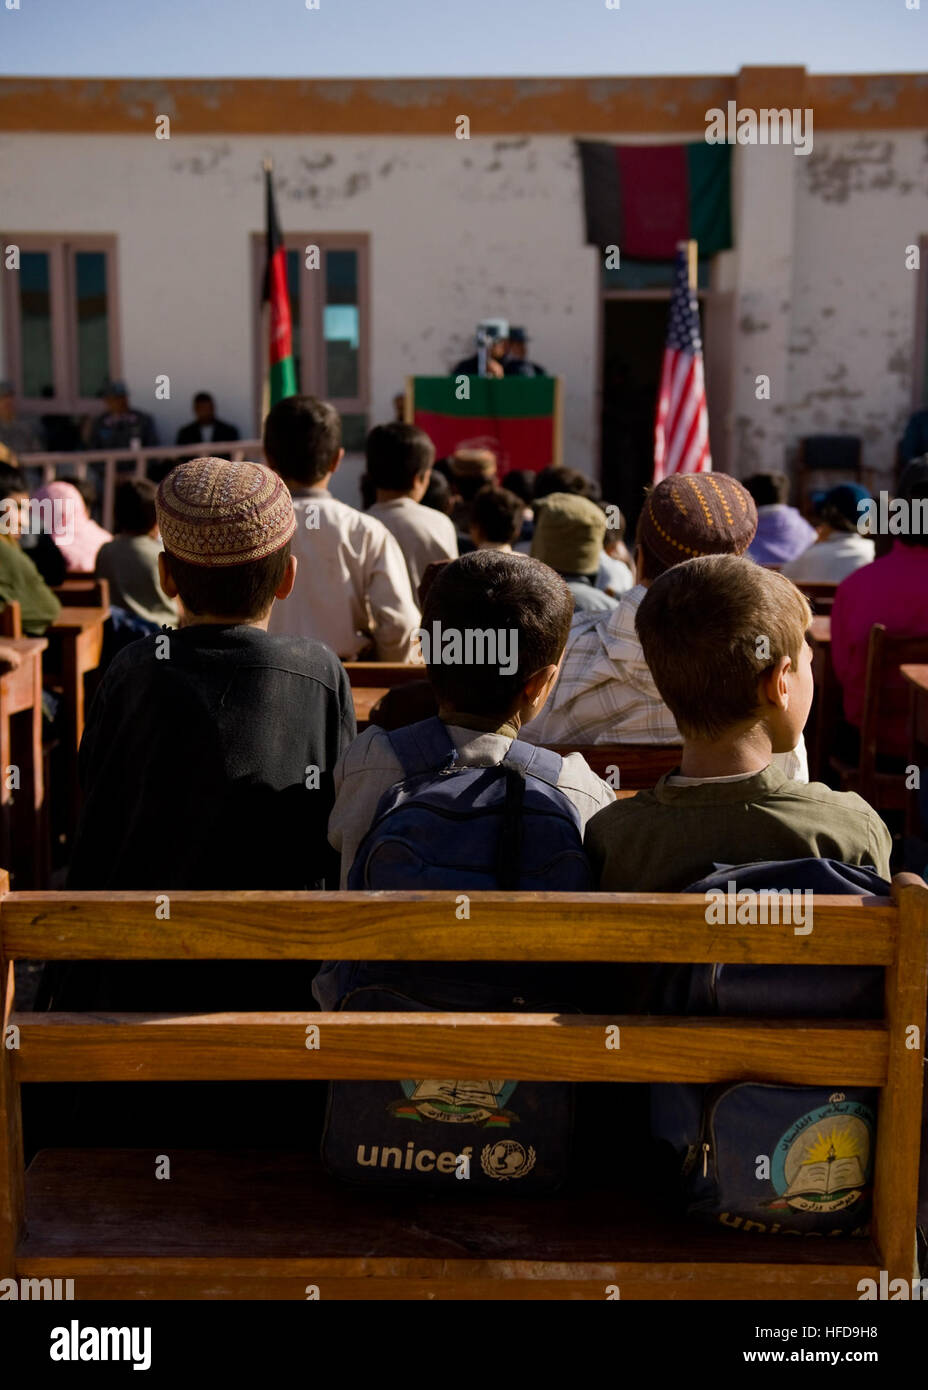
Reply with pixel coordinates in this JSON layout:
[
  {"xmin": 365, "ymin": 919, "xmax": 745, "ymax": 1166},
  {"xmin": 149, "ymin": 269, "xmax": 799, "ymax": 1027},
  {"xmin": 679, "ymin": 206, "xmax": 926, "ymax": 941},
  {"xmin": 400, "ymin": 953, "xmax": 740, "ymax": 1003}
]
[
  {"xmin": 411, "ymin": 376, "xmax": 560, "ymax": 474},
  {"xmin": 262, "ymin": 164, "xmax": 297, "ymax": 409},
  {"xmin": 577, "ymin": 141, "xmax": 732, "ymax": 261}
]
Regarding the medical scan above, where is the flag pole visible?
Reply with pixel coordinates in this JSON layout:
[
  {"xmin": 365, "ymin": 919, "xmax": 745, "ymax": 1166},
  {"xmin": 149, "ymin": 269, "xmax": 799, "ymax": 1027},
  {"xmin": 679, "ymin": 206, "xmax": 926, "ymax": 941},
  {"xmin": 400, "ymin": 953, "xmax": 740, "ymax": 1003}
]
[
  {"xmin": 681, "ymin": 237, "xmax": 698, "ymax": 290},
  {"xmin": 260, "ymin": 158, "xmax": 273, "ymax": 431}
]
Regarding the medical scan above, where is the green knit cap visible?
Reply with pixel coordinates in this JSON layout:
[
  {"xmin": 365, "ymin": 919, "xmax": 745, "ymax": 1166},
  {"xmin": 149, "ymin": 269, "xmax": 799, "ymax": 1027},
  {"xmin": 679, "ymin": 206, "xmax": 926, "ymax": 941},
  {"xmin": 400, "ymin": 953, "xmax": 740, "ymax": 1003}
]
[{"xmin": 530, "ymin": 491, "xmax": 606, "ymax": 576}]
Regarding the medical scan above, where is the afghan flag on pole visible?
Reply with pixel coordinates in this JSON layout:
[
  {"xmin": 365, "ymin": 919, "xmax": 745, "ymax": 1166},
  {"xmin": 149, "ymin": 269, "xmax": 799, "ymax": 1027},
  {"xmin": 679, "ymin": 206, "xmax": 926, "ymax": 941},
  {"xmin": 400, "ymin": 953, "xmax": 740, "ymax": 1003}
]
[
  {"xmin": 410, "ymin": 376, "xmax": 560, "ymax": 474},
  {"xmin": 577, "ymin": 141, "xmax": 732, "ymax": 261},
  {"xmin": 262, "ymin": 162, "xmax": 297, "ymax": 410}
]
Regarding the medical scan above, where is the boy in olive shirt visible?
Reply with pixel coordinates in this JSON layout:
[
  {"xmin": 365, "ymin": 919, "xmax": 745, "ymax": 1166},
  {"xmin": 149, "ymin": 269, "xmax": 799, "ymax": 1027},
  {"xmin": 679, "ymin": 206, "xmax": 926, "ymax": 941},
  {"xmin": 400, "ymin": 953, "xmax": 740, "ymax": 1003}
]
[{"xmin": 585, "ymin": 555, "xmax": 891, "ymax": 889}]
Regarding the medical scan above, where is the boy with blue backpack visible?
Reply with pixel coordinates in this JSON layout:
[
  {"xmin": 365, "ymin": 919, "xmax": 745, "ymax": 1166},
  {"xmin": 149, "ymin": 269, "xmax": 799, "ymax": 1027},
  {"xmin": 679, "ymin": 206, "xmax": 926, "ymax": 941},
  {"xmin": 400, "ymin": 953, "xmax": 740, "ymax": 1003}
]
[
  {"xmin": 316, "ymin": 551, "xmax": 614, "ymax": 1191},
  {"xmin": 326, "ymin": 549, "xmax": 613, "ymax": 894}
]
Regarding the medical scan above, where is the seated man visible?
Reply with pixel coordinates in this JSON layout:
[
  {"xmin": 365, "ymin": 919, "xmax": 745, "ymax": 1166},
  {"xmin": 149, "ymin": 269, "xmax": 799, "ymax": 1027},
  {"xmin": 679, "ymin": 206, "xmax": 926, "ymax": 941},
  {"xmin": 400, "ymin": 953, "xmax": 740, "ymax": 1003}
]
[
  {"xmin": 263, "ymin": 396, "xmax": 421, "ymax": 660},
  {"xmin": 584, "ymin": 555, "xmax": 891, "ymax": 891},
  {"xmin": 530, "ymin": 491, "xmax": 618, "ymax": 613},
  {"xmin": 831, "ymin": 457, "xmax": 928, "ymax": 760},
  {"xmin": 366, "ymin": 421, "xmax": 457, "ymax": 592},
  {"xmin": 175, "ymin": 391, "xmax": 240, "ymax": 447},
  {"xmin": 522, "ymin": 472, "xmax": 807, "ymax": 781},
  {"xmin": 744, "ymin": 471, "xmax": 817, "ymax": 567}
]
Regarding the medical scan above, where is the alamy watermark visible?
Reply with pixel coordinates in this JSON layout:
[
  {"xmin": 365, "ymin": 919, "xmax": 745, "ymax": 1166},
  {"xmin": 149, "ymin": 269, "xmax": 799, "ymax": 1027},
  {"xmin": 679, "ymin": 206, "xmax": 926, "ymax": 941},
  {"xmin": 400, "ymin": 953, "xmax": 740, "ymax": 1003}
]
[
  {"xmin": 705, "ymin": 103, "xmax": 813, "ymax": 157},
  {"xmin": 705, "ymin": 882, "xmax": 813, "ymax": 935},
  {"xmin": 858, "ymin": 492, "xmax": 928, "ymax": 536},
  {"xmin": 416, "ymin": 621, "xmax": 518, "ymax": 677},
  {"xmin": 0, "ymin": 495, "xmax": 75, "ymax": 545}
]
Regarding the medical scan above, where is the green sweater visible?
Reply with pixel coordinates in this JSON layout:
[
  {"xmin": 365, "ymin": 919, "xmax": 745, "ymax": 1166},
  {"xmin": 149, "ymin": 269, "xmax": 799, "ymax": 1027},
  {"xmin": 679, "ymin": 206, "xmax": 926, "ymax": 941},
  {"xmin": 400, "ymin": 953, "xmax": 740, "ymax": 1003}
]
[
  {"xmin": 0, "ymin": 540, "xmax": 61, "ymax": 635},
  {"xmin": 585, "ymin": 764, "xmax": 893, "ymax": 891}
]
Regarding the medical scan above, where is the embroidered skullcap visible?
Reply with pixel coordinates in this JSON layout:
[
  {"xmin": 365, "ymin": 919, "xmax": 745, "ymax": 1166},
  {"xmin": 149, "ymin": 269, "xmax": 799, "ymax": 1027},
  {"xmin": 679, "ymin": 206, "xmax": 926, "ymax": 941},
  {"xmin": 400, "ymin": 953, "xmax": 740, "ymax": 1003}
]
[{"xmin": 156, "ymin": 457, "xmax": 296, "ymax": 567}]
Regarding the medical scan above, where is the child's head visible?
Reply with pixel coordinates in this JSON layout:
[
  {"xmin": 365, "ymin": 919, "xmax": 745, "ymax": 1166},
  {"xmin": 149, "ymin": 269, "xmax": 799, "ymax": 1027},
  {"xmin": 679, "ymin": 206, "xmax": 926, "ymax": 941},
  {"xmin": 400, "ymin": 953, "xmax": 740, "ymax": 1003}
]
[
  {"xmin": 114, "ymin": 478, "xmax": 158, "ymax": 536},
  {"xmin": 635, "ymin": 554, "xmax": 813, "ymax": 754},
  {"xmin": 470, "ymin": 485, "xmax": 523, "ymax": 548},
  {"xmin": 531, "ymin": 491, "xmax": 606, "ymax": 578},
  {"xmin": 743, "ymin": 471, "xmax": 791, "ymax": 508},
  {"xmin": 365, "ymin": 422, "xmax": 435, "ymax": 500},
  {"xmin": 263, "ymin": 395, "xmax": 342, "ymax": 486},
  {"xmin": 635, "ymin": 472, "xmax": 757, "ymax": 584},
  {"xmin": 156, "ymin": 457, "xmax": 296, "ymax": 624},
  {"xmin": 420, "ymin": 550, "xmax": 573, "ymax": 725}
]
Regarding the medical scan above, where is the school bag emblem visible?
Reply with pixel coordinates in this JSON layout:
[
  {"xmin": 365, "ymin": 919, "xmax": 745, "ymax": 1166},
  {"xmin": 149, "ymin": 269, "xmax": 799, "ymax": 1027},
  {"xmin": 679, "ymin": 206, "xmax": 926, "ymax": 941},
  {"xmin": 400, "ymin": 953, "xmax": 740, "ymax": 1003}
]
[
  {"xmin": 770, "ymin": 1093, "xmax": 873, "ymax": 1216},
  {"xmin": 390, "ymin": 1079, "xmax": 519, "ymax": 1127},
  {"xmin": 481, "ymin": 1140, "xmax": 537, "ymax": 1181}
]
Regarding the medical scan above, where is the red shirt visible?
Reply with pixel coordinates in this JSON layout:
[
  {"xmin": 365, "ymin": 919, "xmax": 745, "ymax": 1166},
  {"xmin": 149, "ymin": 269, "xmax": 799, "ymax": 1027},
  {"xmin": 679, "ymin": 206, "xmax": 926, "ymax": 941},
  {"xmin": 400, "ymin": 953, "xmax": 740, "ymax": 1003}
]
[{"xmin": 830, "ymin": 541, "xmax": 928, "ymax": 757}]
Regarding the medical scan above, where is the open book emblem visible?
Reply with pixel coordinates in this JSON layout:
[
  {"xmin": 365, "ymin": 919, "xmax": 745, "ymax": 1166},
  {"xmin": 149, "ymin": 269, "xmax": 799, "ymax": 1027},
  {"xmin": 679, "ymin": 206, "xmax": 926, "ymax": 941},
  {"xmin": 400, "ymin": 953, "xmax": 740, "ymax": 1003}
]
[
  {"xmin": 771, "ymin": 1100, "xmax": 874, "ymax": 1215},
  {"xmin": 389, "ymin": 1079, "xmax": 519, "ymax": 1126}
]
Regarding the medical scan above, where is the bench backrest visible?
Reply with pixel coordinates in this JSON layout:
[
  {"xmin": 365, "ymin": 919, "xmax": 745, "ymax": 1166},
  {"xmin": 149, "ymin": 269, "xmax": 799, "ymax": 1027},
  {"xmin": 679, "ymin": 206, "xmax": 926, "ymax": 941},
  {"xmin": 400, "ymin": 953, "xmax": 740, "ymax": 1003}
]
[
  {"xmin": 344, "ymin": 662, "xmax": 425, "ymax": 688},
  {"xmin": 796, "ymin": 581, "xmax": 838, "ymax": 614},
  {"xmin": 550, "ymin": 744, "xmax": 681, "ymax": 787},
  {"xmin": 53, "ymin": 577, "xmax": 110, "ymax": 608},
  {"xmin": 2, "ymin": 876, "xmax": 926, "ymax": 1284},
  {"xmin": 0, "ymin": 602, "xmax": 22, "ymax": 640}
]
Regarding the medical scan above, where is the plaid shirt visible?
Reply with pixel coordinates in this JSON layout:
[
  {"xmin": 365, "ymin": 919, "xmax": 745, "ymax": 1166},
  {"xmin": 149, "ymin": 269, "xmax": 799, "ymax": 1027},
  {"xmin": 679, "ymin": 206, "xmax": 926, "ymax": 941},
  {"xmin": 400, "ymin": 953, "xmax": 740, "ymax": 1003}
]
[
  {"xmin": 521, "ymin": 583, "xmax": 808, "ymax": 781},
  {"xmin": 521, "ymin": 586, "xmax": 672, "ymax": 747}
]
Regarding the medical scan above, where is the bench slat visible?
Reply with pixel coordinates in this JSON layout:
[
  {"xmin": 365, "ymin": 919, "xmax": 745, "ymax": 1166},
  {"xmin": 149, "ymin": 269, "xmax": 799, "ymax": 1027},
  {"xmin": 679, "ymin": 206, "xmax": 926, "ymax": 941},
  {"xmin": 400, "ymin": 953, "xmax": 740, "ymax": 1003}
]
[
  {"xmin": 1, "ymin": 891, "xmax": 896, "ymax": 963},
  {"xmin": 12, "ymin": 1013, "xmax": 888, "ymax": 1085}
]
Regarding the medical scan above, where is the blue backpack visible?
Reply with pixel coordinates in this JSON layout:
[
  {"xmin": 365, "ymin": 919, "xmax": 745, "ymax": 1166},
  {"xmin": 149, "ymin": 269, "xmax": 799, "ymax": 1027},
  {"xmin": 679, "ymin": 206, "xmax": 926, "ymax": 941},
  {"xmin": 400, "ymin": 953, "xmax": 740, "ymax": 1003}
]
[
  {"xmin": 651, "ymin": 859, "xmax": 891, "ymax": 1236},
  {"xmin": 346, "ymin": 716, "xmax": 593, "ymax": 893},
  {"xmin": 319, "ymin": 718, "xmax": 590, "ymax": 1193}
]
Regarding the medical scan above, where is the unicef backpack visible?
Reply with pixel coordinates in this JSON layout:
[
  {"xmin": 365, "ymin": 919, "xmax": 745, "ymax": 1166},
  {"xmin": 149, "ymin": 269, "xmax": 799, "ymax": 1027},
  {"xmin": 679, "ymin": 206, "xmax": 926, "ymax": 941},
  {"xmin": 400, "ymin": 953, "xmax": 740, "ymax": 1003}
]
[
  {"xmin": 650, "ymin": 859, "xmax": 890, "ymax": 1236},
  {"xmin": 319, "ymin": 717, "xmax": 590, "ymax": 1193}
]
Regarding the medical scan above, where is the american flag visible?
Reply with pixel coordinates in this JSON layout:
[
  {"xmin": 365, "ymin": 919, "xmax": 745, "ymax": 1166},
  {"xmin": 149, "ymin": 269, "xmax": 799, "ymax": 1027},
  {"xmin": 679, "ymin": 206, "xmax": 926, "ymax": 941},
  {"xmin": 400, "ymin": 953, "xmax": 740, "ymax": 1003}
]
[{"xmin": 653, "ymin": 246, "xmax": 711, "ymax": 482}]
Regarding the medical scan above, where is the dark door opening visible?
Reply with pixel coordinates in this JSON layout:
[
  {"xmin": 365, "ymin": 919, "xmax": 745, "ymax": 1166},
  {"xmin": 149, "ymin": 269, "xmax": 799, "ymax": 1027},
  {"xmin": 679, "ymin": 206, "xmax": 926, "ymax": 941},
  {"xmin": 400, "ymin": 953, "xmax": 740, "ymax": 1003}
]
[{"xmin": 600, "ymin": 297, "xmax": 669, "ymax": 539}]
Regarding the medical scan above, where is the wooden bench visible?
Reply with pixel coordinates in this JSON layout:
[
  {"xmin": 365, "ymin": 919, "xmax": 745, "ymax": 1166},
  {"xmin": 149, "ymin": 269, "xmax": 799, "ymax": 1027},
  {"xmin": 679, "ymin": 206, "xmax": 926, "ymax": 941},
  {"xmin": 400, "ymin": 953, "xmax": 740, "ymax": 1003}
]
[
  {"xmin": 2, "ymin": 877, "xmax": 926, "ymax": 1300},
  {"xmin": 44, "ymin": 601, "xmax": 111, "ymax": 835},
  {"xmin": 0, "ymin": 639, "xmax": 49, "ymax": 888},
  {"xmin": 53, "ymin": 578, "xmax": 110, "ymax": 609},
  {"xmin": 551, "ymin": 744, "xmax": 682, "ymax": 788},
  {"xmin": 796, "ymin": 581, "xmax": 838, "ymax": 616},
  {"xmin": 0, "ymin": 602, "xmax": 22, "ymax": 640}
]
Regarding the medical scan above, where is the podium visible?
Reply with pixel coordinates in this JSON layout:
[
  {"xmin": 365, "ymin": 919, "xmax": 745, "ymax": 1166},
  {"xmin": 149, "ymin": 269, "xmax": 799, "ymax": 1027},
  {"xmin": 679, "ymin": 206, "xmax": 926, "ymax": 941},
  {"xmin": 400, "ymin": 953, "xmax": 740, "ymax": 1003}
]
[{"xmin": 406, "ymin": 375, "xmax": 562, "ymax": 474}]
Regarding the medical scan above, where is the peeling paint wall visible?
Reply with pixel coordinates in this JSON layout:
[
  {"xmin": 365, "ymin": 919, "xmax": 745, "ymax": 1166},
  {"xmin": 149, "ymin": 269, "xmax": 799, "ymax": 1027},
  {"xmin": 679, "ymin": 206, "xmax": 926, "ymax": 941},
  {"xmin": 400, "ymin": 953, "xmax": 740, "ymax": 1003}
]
[
  {"xmin": 786, "ymin": 130, "xmax": 926, "ymax": 484},
  {"xmin": 0, "ymin": 132, "xmax": 599, "ymax": 475},
  {"xmin": 0, "ymin": 125, "xmax": 924, "ymax": 490}
]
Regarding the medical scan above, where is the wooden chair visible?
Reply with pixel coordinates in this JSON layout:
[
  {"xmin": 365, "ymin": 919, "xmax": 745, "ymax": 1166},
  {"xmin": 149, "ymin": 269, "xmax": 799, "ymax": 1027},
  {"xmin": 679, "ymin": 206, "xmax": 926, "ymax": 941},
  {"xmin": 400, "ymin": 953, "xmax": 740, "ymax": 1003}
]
[
  {"xmin": 52, "ymin": 578, "xmax": 110, "ymax": 609},
  {"xmin": 830, "ymin": 624, "xmax": 928, "ymax": 820},
  {"xmin": 551, "ymin": 743, "xmax": 682, "ymax": 789},
  {"xmin": 343, "ymin": 661, "xmax": 425, "ymax": 687},
  {"xmin": 796, "ymin": 581, "xmax": 838, "ymax": 616},
  {"xmin": 0, "ymin": 603, "xmax": 22, "ymax": 640},
  {"xmin": 2, "ymin": 877, "xmax": 925, "ymax": 1300}
]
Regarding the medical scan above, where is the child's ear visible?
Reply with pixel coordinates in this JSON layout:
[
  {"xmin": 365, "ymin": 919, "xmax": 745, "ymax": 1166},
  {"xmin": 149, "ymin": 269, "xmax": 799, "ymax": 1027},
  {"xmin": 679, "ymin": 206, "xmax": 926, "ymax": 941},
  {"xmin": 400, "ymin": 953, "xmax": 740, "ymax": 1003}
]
[
  {"xmin": 158, "ymin": 551, "xmax": 179, "ymax": 599},
  {"xmin": 761, "ymin": 655, "xmax": 792, "ymax": 710},
  {"xmin": 328, "ymin": 447, "xmax": 346, "ymax": 477},
  {"xmin": 275, "ymin": 553, "xmax": 298, "ymax": 601},
  {"xmin": 522, "ymin": 663, "xmax": 560, "ymax": 708}
]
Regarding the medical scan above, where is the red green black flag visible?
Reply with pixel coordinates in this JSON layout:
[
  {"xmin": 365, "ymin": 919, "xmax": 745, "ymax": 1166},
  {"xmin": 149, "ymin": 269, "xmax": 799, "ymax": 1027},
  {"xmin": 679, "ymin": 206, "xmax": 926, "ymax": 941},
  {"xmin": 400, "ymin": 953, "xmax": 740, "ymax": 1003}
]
[{"xmin": 263, "ymin": 163, "xmax": 297, "ymax": 408}]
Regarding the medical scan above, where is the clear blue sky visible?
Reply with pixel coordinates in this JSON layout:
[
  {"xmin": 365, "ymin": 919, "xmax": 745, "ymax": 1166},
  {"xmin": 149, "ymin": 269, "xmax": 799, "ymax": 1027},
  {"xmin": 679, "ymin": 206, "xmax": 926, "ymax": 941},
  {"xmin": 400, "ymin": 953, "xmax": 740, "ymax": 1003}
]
[{"xmin": 0, "ymin": 0, "xmax": 922, "ymax": 77}]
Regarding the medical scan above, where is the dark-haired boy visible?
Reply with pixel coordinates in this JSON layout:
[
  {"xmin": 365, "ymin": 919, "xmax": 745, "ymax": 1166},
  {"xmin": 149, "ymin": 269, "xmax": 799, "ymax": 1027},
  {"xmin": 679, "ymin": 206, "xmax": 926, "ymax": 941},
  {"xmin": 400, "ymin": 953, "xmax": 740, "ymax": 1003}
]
[
  {"xmin": 584, "ymin": 555, "xmax": 891, "ymax": 891},
  {"xmin": 327, "ymin": 550, "xmax": 614, "ymax": 885},
  {"xmin": 263, "ymin": 396, "xmax": 420, "ymax": 660},
  {"xmin": 469, "ymin": 485, "xmax": 524, "ymax": 552},
  {"xmin": 69, "ymin": 456, "xmax": 356, "ymax": 890},
  {"xmin": 94, "ymin": 477, "xmax": 178, "ymax": 628},
  {"xmin": 366, "ymin": 421, "xmax": 457, "ymax": 592}
]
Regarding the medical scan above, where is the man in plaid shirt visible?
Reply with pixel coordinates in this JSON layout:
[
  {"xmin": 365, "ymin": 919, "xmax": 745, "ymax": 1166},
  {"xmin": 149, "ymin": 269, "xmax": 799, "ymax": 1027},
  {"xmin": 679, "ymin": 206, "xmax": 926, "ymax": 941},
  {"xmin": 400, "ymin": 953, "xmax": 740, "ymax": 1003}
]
[{"xmin": 521, "ymin": 472, "xmax": 809, "ymax": 782}]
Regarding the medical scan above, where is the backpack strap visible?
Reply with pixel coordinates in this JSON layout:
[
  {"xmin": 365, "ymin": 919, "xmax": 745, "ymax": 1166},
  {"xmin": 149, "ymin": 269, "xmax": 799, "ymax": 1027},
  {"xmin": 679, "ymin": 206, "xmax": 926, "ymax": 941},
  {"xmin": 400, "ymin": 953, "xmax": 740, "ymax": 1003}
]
[
  {"xmin": 501, "ymin": 737, "xmax": 563, "ymax": 788},
  {"xmin": 385, "ymin": 716, "xmax": 457, "ymax": 778}
]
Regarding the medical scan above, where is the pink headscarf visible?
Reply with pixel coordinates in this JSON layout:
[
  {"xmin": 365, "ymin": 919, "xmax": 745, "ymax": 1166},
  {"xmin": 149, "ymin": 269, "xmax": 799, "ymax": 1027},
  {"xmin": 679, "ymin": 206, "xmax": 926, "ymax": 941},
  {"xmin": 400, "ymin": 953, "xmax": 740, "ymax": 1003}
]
[{"xmin": 33, "ymin": 481, "xmax": 113, "ymax": 572}]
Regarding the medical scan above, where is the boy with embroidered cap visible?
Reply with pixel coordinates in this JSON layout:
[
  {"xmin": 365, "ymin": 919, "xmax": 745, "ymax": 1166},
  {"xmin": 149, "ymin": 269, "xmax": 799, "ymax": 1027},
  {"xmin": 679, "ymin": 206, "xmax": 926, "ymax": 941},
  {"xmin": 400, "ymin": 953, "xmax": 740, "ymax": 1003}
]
[
  {"xmin": 584, "ymin": 555, "xmax": 891, "ymax": 891},
  {"xmin": 68, "ymin": 455, "xmax": 356, "ymax": 890},
  {"xmin": 522, "ymin": 471, "xmax": 808, "ymax": 782}
]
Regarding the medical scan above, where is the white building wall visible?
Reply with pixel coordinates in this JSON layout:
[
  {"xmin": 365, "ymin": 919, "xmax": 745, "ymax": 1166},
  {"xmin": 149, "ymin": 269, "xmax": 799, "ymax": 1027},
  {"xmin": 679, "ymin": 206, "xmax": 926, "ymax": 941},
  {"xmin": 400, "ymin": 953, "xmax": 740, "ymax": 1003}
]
[
  {"xmin": 1, "ymin": 128, "xmax": 924, "ymax": 490},
  {"xmin": 0, "ymin": 133, "xmax": 600, "ymax": 474},
  {"xmin": 787, "ymin": 130, "xmax": 926, "ymax": 486}
]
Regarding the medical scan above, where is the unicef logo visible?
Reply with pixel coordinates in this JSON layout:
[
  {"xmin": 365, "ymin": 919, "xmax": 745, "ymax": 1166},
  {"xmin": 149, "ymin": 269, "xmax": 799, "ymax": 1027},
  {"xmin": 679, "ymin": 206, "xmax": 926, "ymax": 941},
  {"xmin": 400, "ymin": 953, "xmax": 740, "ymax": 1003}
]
[{"xmin": 480, "ymin": 1140, "xmax": 537, "ymax": 1181}]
